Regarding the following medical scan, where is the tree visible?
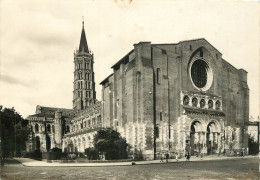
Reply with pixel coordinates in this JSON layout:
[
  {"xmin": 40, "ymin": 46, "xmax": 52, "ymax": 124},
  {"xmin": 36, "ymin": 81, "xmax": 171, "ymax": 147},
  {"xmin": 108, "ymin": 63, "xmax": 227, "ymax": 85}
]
[
  {"xmin": 248, "ymin": 136, "xmax": 259, "ymax": 155},
  {"xmin": 0, "ymin": 107, "xmax": 30, "ymax": 159},
  {"xmin": 93, "ymin": 128, "xmax": 128, "ymax": 160}
]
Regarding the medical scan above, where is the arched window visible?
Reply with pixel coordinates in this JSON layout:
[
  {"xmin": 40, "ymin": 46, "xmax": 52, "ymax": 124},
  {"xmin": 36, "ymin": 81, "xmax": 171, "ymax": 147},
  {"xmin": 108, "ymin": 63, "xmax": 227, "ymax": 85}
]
[
  {"xmin": 156, "ymin": 68, "xmax": 161, "ymax": 84},
  {"xmin": 183, "ymin": 96, "xmax": 189, "ymax": 105},
  {"xmin": 215, "ymin": 100, "xmax": 221, "ymax": 110},
  {"xmin": 36, "ymin": 136, "xmax": 40, "ymax": 150},
  {"xmin": 200, "ymin": 99, "xmax": 206, "ymax": 108},
  {"xmin": 52, "ymin": 125, "xmax": 55, "ymax": 133},
  {"xmin": 97, "ymin": 115, "xmax": 101, "ymax": 124},
  {"xmin": 66, "ymin": 125, "xmax": 70, "ymax": 133},
  {"xmin": 35, "ymin": 124, "xmax": 39, "ymax": 132},
  {"xmin": 192, "ymin": 97, "xmax": 198, "ymax": 107},
  {"xmin": 155, "ymin": 126, "xmax": 159, "ymax": 138},
  {"xmin": 80, "ymin": 73, "xmax": 82, "ymax": 79},
  {"xmin": 208, "ymin": 100, "xmax": 213, "ymax": 109},
  {"xmin": 47, "ymin": 124, "xmax": 51, "ymax": 132}
]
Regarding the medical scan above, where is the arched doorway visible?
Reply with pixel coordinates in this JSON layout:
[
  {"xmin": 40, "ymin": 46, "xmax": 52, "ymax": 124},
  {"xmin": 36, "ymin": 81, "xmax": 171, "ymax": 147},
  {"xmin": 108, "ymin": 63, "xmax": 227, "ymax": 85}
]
[
  {"xmin": 36, "ymin": 136, "xmax": 40, "ymax": 150},
  {"xmin": 206, "ymin": 122, "xmax": 219, "ymax": 155},
  {"xmin": 190, "ymin": 121, "xmax": 203, "ymax": 155}
]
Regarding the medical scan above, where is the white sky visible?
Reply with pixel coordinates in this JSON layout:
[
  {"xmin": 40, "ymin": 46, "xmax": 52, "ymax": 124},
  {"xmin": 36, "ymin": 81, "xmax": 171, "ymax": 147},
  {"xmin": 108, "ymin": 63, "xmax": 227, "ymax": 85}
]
[{"xmin": 0, "ymin": 0, "xmax": 259, "ymax": 119}]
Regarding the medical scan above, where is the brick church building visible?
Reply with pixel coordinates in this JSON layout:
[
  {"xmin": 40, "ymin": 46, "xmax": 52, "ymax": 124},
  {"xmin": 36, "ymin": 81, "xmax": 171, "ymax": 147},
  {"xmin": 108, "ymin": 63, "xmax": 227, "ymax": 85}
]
[{"xmin": 26, "ymin": 22, "xmax": 249, "ymax": 160}]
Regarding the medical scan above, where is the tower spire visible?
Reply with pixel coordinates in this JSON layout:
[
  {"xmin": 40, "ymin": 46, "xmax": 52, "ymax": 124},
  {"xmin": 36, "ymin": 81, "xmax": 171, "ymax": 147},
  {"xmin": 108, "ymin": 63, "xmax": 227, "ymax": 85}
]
[{"xmin": 79, "ymin": 18, "xmax": 89, "ymax": 53}]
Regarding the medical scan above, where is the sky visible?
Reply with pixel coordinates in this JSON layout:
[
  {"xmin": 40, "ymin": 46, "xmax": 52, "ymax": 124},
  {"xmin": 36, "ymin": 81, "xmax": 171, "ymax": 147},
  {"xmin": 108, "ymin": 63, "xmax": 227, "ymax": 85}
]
[{"xmin": 0, "ymin": 0, "xmax": 259, "ymax": 119}]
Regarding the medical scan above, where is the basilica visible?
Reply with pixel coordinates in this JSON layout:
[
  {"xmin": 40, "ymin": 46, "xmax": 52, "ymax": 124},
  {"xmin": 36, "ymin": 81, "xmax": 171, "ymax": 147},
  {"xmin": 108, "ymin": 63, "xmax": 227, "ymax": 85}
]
[{"xmin": 26, "ymin": 22, "xmax": 249, "ymax": 160}]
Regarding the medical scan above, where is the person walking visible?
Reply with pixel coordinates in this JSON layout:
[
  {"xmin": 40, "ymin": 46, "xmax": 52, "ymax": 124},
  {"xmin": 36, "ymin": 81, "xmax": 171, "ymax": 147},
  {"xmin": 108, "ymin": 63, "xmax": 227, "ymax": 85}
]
[
  {"xmin": 160, "ymin": 152, "xmax": 164, "ymax": 162},
  {"xmin": 175, "ymin": 152, "xmax": 179, "ymax": 162},
  {"xmin": 186, "ymin": 152, "xmax": 190, "ymax": 161},
  {"xmin": 165, "ymin": 152, "xmax": 169, "ymax": 163},
  {"xmin": 200, "ymin": 152, "xmax": 203, "ymax": 160},
  {"xmin": 241, "ymin": 149, "xmax": 244, "ymax": 158}
]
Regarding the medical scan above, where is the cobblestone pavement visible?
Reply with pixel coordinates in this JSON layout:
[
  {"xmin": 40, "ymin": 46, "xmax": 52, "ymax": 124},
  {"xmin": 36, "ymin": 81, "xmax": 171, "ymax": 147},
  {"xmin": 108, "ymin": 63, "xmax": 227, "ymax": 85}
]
[{"xmin": 1, "ymin": 157, "xmax": 259, "ymax": 180}]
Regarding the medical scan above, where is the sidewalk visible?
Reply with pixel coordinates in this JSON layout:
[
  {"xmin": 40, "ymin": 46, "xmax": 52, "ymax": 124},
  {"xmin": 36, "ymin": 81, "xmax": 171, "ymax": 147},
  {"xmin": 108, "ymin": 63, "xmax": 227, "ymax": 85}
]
[{"xmin": 14, "ymin": 155, "xmax": 257, "ymax": 167}]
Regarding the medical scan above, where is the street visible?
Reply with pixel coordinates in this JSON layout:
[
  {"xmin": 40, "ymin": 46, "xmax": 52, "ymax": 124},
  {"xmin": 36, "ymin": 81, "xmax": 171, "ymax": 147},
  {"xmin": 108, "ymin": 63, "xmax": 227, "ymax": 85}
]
[{"xmin": 1, "ymin": 157, "xmax": 259, "ymax": 180}]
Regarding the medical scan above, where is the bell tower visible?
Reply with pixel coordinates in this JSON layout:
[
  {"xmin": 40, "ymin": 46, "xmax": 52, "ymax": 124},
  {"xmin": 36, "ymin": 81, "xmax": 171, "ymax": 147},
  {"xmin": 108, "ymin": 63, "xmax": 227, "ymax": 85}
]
[{"xmin": 73, "ymin": 21, "xmax": 96, "ymax": 110}]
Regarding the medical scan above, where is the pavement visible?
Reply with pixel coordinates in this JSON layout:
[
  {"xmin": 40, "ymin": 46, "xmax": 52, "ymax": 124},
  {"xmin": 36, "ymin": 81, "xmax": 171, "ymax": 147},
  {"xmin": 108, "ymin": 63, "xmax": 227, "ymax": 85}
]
[{"xmin": 14, "ymin": 155, "xmax": 258, "ymax": 167}]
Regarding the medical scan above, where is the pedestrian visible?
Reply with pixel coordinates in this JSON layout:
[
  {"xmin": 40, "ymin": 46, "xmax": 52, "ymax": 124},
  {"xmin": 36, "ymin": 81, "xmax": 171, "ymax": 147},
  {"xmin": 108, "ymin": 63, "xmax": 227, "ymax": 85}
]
[
  {"xmin": 131, "ymin": 160, "xmax": 136, "ymax": 165},
  {"xmin": 200, "ymin": 152, "xmax": 203, "ymax": 160},
  {"xmin": 241, "ymin": 149, "xmax": 244, "ymax": 158},
  {"xmin": 175, "ymin": 152, "xmax": 179, "ymax": 162},
  {"xmin": 160, "ymin": 152, "xmax": 164, "ymax": 162},
  {"xmin": 165, "ymin": 152, "xmax": 169, "ymax": 163},
  {"xmin": 186, "ymin": 152, "xmax": 190, "ymax": 161}
]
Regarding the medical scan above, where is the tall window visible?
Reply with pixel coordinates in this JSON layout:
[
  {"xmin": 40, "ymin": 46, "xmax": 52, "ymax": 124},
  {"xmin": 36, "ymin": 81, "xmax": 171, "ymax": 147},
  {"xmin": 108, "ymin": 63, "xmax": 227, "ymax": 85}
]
[
  {"xmin": 66, "ymin": 126, "xmax": 70, "ymax": 133},
  {"xmin": 35, "ymin": 124, "xmax": 39, "ymax": 132},
  {"xmin": 97, "ymin": 116, "xmax": 101, "ymax": 124},
  {"xmin": 155, "ymin": 126, "xmax": 159, "ymax": 138},
  {"xmin": 47, "ymin": 124, "xmax": 51, "ymax": 132},
  {"xmin": 78, "ymin": 73, "xmax": 82, "ymax": 80},
  {"xmin": 157, "ymin": 68, "xmax": 161, "ymax": 84}
]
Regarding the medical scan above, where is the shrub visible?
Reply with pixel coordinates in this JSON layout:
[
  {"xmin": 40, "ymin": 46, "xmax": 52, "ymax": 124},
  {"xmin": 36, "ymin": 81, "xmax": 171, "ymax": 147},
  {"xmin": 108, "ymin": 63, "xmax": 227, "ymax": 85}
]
[
  {"xmin": 85, "ymin": 148, "xmax": 98, "ymax": 160},
  {"xmin": 25, "ymin": 150, "xmax": 42, "ymax": 160},
  {"xmin": 47, "ymin": 148, "xmax": 63, "ymax": 160}
]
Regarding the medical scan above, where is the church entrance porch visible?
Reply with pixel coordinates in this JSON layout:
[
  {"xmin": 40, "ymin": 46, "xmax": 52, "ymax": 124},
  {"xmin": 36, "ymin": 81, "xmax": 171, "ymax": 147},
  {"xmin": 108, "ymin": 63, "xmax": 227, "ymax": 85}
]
[
  {"xmin": 187, "ymin": 118, "xmax": 222, "ymax": 156},
  {"xmin": 206, "ymin": 122, "xmax": 220, "ymax": 155},
  {"xmin": 190, "ymin": 120, "xmax": 204, "ymax": 156}
]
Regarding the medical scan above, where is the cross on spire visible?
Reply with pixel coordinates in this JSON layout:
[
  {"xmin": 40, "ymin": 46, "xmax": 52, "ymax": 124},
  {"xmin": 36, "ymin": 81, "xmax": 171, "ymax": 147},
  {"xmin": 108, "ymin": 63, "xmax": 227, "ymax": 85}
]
[{"xmin": 82, "ymin": 16, "xmax": 84, "ymax": 29}]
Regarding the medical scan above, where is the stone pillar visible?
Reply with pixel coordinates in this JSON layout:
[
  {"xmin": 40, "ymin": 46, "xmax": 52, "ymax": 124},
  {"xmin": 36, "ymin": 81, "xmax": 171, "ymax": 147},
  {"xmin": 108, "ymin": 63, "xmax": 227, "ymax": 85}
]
[
  {"xmin": 202, "ymin": 131, "xmax": 207, "ymax": 155},
  {"xmin": 54, "ymin": 110, "xmax": 63, "ymax": 149}
]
